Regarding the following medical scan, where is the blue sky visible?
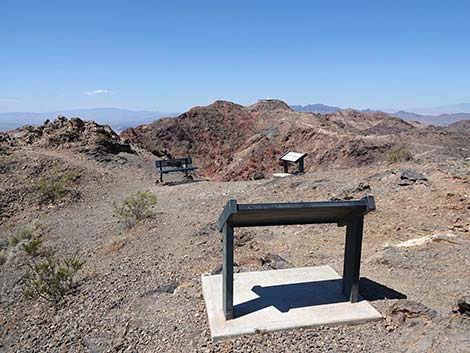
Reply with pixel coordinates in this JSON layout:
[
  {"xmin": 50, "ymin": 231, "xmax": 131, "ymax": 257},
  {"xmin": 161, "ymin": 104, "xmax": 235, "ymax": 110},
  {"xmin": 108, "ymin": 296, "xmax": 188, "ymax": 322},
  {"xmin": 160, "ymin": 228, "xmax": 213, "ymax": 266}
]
[{"xmin": 1, "ymin": 0, "xmax": 469, "ymax": 112}]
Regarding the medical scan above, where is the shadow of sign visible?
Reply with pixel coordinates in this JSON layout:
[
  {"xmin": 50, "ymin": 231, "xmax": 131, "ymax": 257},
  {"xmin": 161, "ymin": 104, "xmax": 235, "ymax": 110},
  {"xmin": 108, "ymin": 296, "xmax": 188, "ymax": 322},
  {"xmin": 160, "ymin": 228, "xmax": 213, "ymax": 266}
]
[
  {"xmin": 234, "ymin": 277, "xmax": 407, "ymax": 318},
  {"xmin": 359, "ymin": 277, "xmax": 407, "ymax": 301},
  {"xmin": 234, "ymin": 279, "xmax": 355, "ymax": 318}
]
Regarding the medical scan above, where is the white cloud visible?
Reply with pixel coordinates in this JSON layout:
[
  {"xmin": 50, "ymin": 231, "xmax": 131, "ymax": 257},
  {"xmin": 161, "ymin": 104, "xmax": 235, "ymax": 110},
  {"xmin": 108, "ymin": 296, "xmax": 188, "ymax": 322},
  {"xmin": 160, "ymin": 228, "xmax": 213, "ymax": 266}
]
[
  {"xmin": 83, "ymin": 89, "xmax": 112, "ymax": 96},
  {"xmin": 0, "ymin": 97, "xmax": 19, "ymax": 103}
]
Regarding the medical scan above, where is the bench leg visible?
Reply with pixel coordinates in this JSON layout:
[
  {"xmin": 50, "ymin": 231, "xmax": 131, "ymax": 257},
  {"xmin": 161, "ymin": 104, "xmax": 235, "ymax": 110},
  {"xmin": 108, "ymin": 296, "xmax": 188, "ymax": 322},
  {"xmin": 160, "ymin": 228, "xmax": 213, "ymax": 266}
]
[
  {"xmin": 159, "ymin": 172, "xmax": 163, "ymax": 182},
  {"xmin": 342, "ymin": 216, "xmax": 364, "ymax": 303},
  {"xmin": 223, "ymin": 223, "xmax": 234, "ymax": 320}
]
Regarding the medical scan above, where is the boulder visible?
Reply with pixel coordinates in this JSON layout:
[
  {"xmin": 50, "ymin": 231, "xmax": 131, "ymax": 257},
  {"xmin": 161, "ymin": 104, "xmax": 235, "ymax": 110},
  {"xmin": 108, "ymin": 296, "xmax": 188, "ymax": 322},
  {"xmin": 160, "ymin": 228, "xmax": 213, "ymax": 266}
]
[
  {"xmin": 251, "ymin": 171, "xmax": 265, "ymax": 180},
  {"xmin": 261, "ymin": 253, "xmax": 294, "ymax": 269},
  {"xmin": 453, "ymin": 296, "xmax": 470, "ymax": 315},
  {"xmin": 398, "ymin": 169, "xmax": 428, "ymax": 186},
  {"xmin": 387, "ymin": 300, "xmax": 440, "ymax": 323}
]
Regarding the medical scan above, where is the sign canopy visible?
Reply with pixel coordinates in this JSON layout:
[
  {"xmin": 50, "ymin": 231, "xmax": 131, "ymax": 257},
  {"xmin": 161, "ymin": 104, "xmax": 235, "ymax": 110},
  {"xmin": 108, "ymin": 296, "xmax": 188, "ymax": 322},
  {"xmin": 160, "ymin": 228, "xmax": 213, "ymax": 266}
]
[
  {"xmin": 218, "ymin": 197, "xmax": 375, "ymax": 230},
  {"xmin": 280, "ymin": 151, "xmax": 307, "ymax": 163}
]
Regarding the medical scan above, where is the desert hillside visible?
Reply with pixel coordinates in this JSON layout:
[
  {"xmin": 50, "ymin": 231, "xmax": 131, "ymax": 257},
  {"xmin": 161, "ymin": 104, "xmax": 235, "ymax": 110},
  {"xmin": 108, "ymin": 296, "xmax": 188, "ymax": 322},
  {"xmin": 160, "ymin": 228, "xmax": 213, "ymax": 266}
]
[
  {"xmin": 121, "ymin": 100, "xmax": 469, "ymax": 181},
  {"xmin": 0, "ymin": 116, "xmax": 469, "ymax": 352}
]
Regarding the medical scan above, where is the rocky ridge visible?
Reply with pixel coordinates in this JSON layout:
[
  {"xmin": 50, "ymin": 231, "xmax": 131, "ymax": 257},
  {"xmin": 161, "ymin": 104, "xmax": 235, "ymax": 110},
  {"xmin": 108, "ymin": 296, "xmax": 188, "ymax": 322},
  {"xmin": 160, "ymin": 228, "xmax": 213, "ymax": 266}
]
[
  {"xmin": 121, "ymin": 99, "xmax": 468, "ymax": 181},
  {"xmin": 1, "ymin": 116, "xmax": 134, "ymax": 160}
]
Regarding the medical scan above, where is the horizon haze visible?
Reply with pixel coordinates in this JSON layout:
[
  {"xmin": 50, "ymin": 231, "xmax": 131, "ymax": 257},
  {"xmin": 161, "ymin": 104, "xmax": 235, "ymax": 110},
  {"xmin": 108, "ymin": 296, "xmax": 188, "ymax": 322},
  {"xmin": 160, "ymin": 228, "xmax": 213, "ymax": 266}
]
[{"xmin": 1, "ymin": 100, "xmax": 470, "ymax": 132}]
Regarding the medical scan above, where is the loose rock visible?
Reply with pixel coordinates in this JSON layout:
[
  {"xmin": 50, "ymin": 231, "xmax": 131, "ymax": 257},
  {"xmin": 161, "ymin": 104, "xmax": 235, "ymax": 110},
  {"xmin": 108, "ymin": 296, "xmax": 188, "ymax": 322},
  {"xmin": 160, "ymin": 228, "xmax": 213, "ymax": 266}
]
[{"xmin": 398, "ymin": 169, "xmax": 428, "ymax": 186}]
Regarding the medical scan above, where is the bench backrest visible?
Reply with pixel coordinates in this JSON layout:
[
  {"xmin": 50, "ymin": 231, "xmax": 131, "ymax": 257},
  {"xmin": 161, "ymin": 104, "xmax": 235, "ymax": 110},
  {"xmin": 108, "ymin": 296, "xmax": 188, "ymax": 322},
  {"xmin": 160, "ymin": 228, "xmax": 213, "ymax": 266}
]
[{"xmin": 155, "ymin": 157, "xmax": 193, "ymax": 169}]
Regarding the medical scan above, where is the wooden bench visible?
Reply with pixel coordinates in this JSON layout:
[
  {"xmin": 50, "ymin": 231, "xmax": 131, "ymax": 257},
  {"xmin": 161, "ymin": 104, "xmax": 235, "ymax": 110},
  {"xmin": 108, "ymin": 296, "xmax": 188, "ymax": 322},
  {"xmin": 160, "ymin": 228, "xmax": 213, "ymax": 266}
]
[{"xmin": 155, "ymin": 157, "xmax": 198, "ymax": 182}]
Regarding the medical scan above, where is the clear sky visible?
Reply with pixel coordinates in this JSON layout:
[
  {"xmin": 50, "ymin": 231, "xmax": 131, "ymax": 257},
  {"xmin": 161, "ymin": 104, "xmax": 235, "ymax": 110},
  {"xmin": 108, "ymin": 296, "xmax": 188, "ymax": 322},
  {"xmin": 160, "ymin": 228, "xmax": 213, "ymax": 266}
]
[{"xmin": 1, "ymin": 0, "xmax": 469, "ymax": 113}]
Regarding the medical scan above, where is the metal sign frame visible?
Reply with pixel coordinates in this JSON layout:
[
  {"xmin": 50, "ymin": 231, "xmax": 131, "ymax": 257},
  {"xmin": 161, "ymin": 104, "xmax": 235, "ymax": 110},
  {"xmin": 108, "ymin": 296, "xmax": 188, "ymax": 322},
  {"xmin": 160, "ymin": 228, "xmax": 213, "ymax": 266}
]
[
  {"xmin": 279, "ymin": 151, "xmax": 308, "ymax": 173},
  {"xmin": 280, "ymin": 151, "xmax": 307, "ymax": 163},
  {"xmin": 217, "ymin": 196, "xmax": 376, "ymax": 320}
]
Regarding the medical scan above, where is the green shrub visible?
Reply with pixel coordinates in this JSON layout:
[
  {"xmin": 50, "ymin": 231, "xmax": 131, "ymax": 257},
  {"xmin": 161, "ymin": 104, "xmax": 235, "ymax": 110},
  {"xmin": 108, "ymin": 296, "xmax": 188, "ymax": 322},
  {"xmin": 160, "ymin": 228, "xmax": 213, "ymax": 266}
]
[
  {"xmin": 23, "ymin": 254, "xmax": 84, "ymax": 303},
  {"xmin": 113, "ymin": 191, "xmax": 158, "ymax": 228},
  {"xmin": 9, "ymin": 227, "xmax": 34, "ymax": 247},
  {"xmin": 387, "ymin": 147, "xmax": 413, "ymax": 163},
  {"xmin": 22, "ymin": 239, "xmax": 43, "ymax": 257},
  {"xmin": 34, "ymin": 172, "xmax": 80, "ymax": 204}
]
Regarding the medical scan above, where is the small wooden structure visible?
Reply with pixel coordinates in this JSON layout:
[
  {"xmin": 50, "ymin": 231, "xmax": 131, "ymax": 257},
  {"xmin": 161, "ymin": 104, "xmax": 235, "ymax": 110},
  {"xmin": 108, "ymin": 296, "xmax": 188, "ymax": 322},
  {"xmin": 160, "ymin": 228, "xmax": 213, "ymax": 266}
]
[
  {"xmin": 217, "ymin": 196, "xmax": 376, "ymax": 320},
  {"xmin": 155, "ymin": 157, "xmax": 198, "ymax": 182},
  {"xmin": 280, "ymin": 151, "xmax": 307, "ymax": 174}
]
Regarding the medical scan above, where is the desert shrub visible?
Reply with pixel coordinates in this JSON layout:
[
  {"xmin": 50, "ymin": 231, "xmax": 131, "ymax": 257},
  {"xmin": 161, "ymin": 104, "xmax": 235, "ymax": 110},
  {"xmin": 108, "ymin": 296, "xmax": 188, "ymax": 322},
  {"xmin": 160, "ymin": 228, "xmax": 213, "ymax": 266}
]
[
  {"xmin": 113, "ymin": 191, "xmax": 157, "ymax": 228},
  {"xmin": 22, "ymin": 239, "xmax": 43, "ymax": 257},
  {"xmin": 23, "ymin": 254, "xmax": 84, "ymax": 303},
  {"xmin": 387, "ymin": 147, "xmax": 413, "ymax": 162},
  {"xmin": 34, "ymin": 172, "xmax": 80, "ymax": 204},
  {"xmin": 9, "ymin": 227, "xmax": 34, "ymax": 247}
]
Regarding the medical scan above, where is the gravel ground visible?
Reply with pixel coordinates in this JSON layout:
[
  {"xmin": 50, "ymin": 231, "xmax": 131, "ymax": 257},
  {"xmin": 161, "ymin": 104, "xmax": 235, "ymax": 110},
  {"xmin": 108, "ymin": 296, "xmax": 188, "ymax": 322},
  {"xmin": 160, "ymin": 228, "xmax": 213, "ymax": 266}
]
[{"xmin": 1, "ymin": 149, "xmax": 469, "ymax": 352}]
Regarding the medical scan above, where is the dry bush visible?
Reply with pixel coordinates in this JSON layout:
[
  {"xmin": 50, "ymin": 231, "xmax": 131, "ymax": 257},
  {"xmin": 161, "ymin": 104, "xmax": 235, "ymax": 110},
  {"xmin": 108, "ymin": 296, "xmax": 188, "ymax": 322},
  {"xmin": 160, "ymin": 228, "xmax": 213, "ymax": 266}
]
[
  {"xmin": 33, "ymin": 172, "xmax": 80, "ymax": 205},
  {"xmin": 9, "ymin": 227, "xmax": 43, "ymax": 257},
  {"xmin": 113, "ymin": 191, "xmax": 157, "ymax": 228},
  {"xmin": 9, "ymin": 228, "xmax": 33, "ymax": 247},
  {"xmin": 23, "ymin": 254, "xmax": 84, "ymax": 304},
  {"xmin": 16, "ymin": 231, "xmax": 85, "ymax": 304},
  {"xmin": 22, "ymin": 239, "xmax": 43, "ymax": 257},
  {"xmin": 387, "ymin": 147, "xmax": 413, "ymax": 162}
]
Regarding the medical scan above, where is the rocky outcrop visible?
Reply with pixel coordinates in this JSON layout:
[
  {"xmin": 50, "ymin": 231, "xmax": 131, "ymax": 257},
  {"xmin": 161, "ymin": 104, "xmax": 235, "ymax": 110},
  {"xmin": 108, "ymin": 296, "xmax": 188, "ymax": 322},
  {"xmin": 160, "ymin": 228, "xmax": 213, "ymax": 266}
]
[
  {"xmin": 122, "ymin": 100, "xmax": 415, "ymax": 181},
  {"xmin": 3, "ymin": 116, "xmax": 134, "ymax": 158}
]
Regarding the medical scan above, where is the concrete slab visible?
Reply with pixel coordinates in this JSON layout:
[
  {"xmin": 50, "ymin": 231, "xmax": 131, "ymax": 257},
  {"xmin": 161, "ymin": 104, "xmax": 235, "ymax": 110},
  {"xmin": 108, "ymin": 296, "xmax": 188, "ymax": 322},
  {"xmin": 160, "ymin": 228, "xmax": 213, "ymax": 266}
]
[{"xmin": 202, "ymin": 265, "xmax": 382, "ymax": 341}]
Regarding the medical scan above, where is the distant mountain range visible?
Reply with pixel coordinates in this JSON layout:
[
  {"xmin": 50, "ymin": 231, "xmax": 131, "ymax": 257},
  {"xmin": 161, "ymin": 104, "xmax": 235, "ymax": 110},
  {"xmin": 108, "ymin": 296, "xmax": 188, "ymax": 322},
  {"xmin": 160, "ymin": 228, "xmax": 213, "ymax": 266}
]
[
  {"xmin": 1, "ymin": 103, "xmax": 469, "ymax": 132},
  {"xmin": 289, "ymin": 104, "xmax": 341, "ymax": 114},
  {"xmin": 407, "ymin": 103, "xmax": 470, "ymax": 115},
  {"xmin": 390, "ymin": 111, "xmax": 470, "ymax": 125},
  {"xmin": 0, "ymin": 108, "xmax": 178, "ymax": 132},
  {"xmin": 290, "ymin": 103, "xmax": 470, "ymax": 126}
]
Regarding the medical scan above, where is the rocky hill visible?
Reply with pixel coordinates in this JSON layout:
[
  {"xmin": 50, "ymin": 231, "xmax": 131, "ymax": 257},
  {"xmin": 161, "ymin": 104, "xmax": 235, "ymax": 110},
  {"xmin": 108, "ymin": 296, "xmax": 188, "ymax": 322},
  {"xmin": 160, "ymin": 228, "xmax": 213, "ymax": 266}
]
[
  {"xmin": 290, "ymin": 105, "xmax": 470, "ymax": 126},
  {"xmin": 445, "ymin": 119, "xmax": 470, "ymax": 135},
  {"xmin": 1, "ymin": 116, "xmax": 134, "ymax": 161},
  {"xmin": 121, "ymin": 99, "xmax": 467, "ymax": 181},
  {"xmin": 0, "ymin": 116, "xmax": 143, "ymax": 222}
]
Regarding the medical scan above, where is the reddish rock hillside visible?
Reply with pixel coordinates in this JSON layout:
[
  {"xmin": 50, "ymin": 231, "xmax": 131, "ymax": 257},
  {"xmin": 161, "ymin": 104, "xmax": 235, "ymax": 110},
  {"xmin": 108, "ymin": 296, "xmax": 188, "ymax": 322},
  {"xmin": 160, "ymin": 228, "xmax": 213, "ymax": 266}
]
[{"xmin": 121, "ymin": 100, "xmax": 463, "ymax": 181}]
